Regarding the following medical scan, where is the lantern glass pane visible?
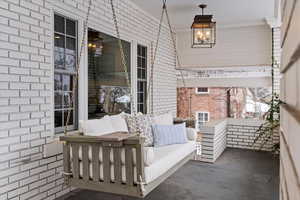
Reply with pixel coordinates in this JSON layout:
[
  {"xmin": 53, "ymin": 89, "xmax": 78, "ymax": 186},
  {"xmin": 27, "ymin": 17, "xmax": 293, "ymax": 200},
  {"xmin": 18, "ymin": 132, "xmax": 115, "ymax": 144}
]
[
  {"xmin": 194, "ymin": 28, "xmax": 213, "ymax": 44},
  {"xmin": 192, "ymin": 22, "xmax": 216, "ymax": 48}
]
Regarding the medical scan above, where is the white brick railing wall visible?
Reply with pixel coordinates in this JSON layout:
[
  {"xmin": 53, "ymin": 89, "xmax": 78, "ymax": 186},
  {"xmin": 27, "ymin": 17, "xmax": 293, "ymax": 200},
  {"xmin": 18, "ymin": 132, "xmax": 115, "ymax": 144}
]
[
  {"xmin": 199, "ymin": 119, "xmax": 227, "ymax": 163},
  {"xmin": 226, "ymin": 119, "xmax": 276, "ymax": 151},
  {"xmin": 0, "ymin": 0, "xmax": 177, "ymax": 199},
  {"xmin": 199, "ymin": 118, "xmax": 277, "ymax": 163}
]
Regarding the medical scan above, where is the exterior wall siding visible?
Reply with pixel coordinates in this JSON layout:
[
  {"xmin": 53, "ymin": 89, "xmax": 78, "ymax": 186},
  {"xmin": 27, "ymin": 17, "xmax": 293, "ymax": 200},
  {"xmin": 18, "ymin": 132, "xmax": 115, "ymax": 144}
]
[
  {"xmin": 0, "ymin": 0, "xmax": 176, "ymax": 199},
  {"xmin": 280, "ymin": 0, "xmax": 300, "ymax": 199}
]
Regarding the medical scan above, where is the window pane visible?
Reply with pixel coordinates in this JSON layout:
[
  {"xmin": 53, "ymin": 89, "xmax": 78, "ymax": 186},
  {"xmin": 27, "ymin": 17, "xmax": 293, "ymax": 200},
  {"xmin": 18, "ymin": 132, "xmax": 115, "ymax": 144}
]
[
  {"xmin": 64, "ymin": 110, "xmax": 73, "ymax": 126},
  {"xmin": 138, "ymin": 81, "xmax": 144, "ymax": 92},
  {"xmin": 142, "ymin": 69, "xmax": 146, "ymax": 79},
  {"xmin": 137, "ymin": 57, "xmax": 142, "ymax": 68},
  {"xmin": 54, "ymin": 74, "xmax": 62, "ymax": 90},
  {"xmin": 62, "ymin": 75, "xmax": 73, "ymax": 91},
  {"xmin": 66, "ymin": 19, "xmax": 76, "ymax": 36},
  {"xmin": 138, "ymin": 68, "xmax": 143, "ymax": 79},
  {"xmin": 144, "ymin": 46, "xmax": 147, "ymax": 57},
  {"xmin": 138, "ymin": 104, "xmax": 144, "ymax": 113},
  {"xmin": 66, "ymin": 37, "xmax": 76, "ymax": 55},
  {"xmin": 54, "ymin": 92, "xmax": 63, "ymax": 109},
  {"xmin": 63, "ymin": 92, "xmax": 73, "ymax": 108},
  {"xmin": 138, "ymin": 93, "xmax": 144, "ymax": 102},
  {"xmin": 65, "ymin": 54, "xmax": 76, "ymax": 72},
  {"xmin": 88, "ymin": 29, "xmax": 131, "ymax": 119},
  {"xmin": 142, "ymin": 58, "xmax": 146, "ymax": 69},
  {"xmin": 55, "ymin": 111, "xmax": 63, "ymax": 128},
  {"xmin": 54, "ymin": 15, "xmax": 65, "ymax": 33},
  {"xmin": 54, "ymin": 51, "xmax": 64, "ymax": 69},
  {"xmin": 54, "ymin": 34, "xmax": 65, "ymax": 48}
]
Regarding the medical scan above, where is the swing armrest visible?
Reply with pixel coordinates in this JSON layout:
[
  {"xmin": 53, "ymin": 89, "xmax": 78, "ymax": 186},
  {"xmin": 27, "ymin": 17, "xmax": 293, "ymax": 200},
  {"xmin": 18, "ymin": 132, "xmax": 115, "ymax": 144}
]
[{"xmin": 60, "ymin": 132, "xmax": 141, "ymax": 144}]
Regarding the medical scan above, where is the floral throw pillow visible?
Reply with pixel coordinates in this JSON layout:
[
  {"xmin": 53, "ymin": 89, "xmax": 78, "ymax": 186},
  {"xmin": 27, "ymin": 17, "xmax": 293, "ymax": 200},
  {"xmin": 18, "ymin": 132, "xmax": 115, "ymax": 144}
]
[{"xmin": 125, "ymin": 113, "xmax": 154, "ymax": 147}]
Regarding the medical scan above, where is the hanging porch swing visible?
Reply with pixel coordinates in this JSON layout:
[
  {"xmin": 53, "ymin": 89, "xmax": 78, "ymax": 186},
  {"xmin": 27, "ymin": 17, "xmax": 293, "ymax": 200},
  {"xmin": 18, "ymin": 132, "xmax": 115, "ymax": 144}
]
[{"xmin": 60, "ymin": 0, "xmax": 196, "ymax": 198}]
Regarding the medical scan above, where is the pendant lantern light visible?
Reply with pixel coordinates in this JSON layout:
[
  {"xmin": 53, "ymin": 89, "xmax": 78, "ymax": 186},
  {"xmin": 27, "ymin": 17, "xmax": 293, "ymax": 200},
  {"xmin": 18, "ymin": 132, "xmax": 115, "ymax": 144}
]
[{"xmin": 191, "ymin": 4, "xmax": 216, "ymax": 48}]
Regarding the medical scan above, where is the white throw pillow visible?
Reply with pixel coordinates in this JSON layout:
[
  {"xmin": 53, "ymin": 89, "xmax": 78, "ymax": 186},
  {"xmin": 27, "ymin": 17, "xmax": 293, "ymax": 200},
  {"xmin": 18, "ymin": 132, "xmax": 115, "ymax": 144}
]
[
  {"xmin": 81, "ymin": 116, "xmax": 115, "ymax": 136},
  {"xmin": 153, "ymin": 112, "xmax": 173, "ymax": 125},
  {"xmin": 109, "ymin": 114, "xmax": 129, "ymax": 133}
]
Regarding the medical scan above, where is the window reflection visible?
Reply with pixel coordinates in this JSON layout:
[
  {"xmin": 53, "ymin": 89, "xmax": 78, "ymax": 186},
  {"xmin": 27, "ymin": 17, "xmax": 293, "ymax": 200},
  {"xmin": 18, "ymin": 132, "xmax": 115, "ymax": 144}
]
[
  {"xmin": 54, "ymin": 14, "xmax": 77, "ymax": 133},
  {"xmin": 88, "ymin": 29, "xmax": 131, "ymax": 119}
]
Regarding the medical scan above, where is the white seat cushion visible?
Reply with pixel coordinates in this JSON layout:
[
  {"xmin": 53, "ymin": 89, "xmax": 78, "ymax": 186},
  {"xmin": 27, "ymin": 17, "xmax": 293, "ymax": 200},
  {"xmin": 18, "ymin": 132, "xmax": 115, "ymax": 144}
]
[
  {"xmin": 109, "ymin": 114, "xmax": 128, "ymax": 133},
  {"xmin": 80, "ymin": 116, "xmax": 115, "ymax": 136},
  {"xmin": 144, "ymin": 141, "xmax": 196, "ymax": 183}
]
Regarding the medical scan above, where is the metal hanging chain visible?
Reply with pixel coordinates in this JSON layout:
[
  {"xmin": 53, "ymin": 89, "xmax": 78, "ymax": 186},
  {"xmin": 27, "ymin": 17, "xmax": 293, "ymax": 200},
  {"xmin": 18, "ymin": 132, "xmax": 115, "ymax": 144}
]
[
  {"xmin": 146, "ymin": 0, "xmax": 188, "ymax": 117},
  {"xmin": 146, "ymin": 4, "xmax": 166, "ymax": 115},
  {"xmin": 64, "ymin": 0, "xmax": 93, "ymax": 135},
  {"xmin": 164, "ymin": 2, "xmax": 186, "ymax": 88},
  {"xmin": 164, "ymin": 1, "xmax": 193, "ymax": 120},
  {"xmin": 110, "ymin": 0, "xmax": 142, "ymax": 134}
]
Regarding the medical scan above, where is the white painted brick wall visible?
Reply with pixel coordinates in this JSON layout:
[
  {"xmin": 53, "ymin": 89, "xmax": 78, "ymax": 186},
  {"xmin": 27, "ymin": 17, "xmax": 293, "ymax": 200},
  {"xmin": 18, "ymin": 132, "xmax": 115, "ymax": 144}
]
[
  {"xmin": 199, "ymin": 118, "xmax": 277, "ymax": 163},
  {"xmin": 226, "ymin": 119, "xmax": 275, "ymax": 151},
  {"xmin": 198, "ymin": 119, "xmax": 227, "ymax": 163},
  {"xmin": 0, "ymin": 0, "xmax": 176, "ymax": 199}
]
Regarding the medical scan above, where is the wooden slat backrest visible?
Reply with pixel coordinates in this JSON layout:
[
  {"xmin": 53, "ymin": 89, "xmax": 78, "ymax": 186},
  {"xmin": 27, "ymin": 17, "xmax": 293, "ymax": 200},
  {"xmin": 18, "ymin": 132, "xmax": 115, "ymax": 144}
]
[
  {"xmin": 91, "ymin": 144, "xmax": 100, "ymax": 181},
  {"xmin": 71, "ymin": 143, "xmax": 80, "ymax": 179},
  {"xmin": 82, "ymin": 144, "xmax": 89, "ymax": 181},
  {"xmin": 125, "ymin": 146, "xmax": 134, "ymax": 186},
  {"xmin": 102, "ymin": 144, "xmax": 111, "ymax": 183},
  {"xmin": 61, "ymin": 134, "xmax": 145, "ymax": 188},
  {"xmin": 113, "ymin": 147, "xmax": 122, "ymax": 184}
]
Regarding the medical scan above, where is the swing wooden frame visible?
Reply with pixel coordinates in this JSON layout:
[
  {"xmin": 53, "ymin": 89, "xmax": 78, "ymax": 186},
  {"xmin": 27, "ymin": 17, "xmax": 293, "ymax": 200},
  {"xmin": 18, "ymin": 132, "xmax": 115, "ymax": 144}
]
[
  {"xmin": 60, "ymin": 0, "xmax": 196, "ymax": 198},
  {"xmin": 61, "ymin": 132, "xmax": 195, "ymax": 198}
]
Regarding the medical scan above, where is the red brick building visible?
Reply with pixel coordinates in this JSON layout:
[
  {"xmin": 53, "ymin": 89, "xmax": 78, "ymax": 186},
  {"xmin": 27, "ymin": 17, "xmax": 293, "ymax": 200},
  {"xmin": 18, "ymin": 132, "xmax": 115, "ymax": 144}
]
[{"xmin": 177, "ymin": 87, "xmax": 230, "ymax": 128}]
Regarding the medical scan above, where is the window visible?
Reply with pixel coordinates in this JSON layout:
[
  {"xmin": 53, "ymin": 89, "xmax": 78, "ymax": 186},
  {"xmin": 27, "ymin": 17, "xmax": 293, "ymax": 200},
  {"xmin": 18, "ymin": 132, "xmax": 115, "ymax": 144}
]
[
  {"xmin": 196, "ymin": 87, "xmax": 209, "ymax": 94},
  {"xmin": 87, "ymin": 29, "xmax": 131, "ymax": 119},
  {"xmin": 137, "ymin": 45, "xmax": 147, "ymax": 114},
  {"xmin": 54, "ymin": 14, "xmax": 78, "ymax": 133},
  {"xmin": 196, "ymin": 112, "xmax": 209, "ymax": 128}
]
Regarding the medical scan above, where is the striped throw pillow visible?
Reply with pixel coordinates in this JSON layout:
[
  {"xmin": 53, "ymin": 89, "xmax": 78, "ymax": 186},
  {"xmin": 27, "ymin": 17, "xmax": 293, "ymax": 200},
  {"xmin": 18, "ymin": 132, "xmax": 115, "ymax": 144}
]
[{"xmin": 152, "ymin": 123, "xmax": 188, "ymax": 147}]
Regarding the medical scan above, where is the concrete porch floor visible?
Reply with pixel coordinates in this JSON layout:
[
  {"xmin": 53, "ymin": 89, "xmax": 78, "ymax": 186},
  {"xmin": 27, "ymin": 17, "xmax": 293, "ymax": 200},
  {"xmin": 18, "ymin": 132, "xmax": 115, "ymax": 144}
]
[{"xmin": 57, "ymin": 148, "xmax": 279, "ymax": 200}]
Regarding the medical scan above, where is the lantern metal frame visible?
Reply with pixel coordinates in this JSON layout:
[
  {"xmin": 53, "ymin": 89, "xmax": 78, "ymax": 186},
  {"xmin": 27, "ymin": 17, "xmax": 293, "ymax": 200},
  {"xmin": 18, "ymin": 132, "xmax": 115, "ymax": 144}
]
[{"xmin": 191, "ymin": 4, "xmax": 216, "ymax": 48}]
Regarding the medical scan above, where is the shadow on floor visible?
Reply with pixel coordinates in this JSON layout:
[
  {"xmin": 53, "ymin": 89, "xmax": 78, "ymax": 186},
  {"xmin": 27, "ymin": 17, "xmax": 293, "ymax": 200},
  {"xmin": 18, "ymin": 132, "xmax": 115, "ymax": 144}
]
[{"xmin": 57, "ymin": 148, "xmax": 279, "ymax": 200}]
